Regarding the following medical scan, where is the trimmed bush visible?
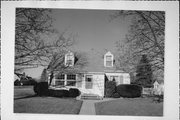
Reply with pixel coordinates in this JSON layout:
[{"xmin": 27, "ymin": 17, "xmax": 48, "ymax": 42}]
[
  {"xmin": 48, "ymin": 89, "xmax": 69, "ymax": 97},
  {"xmin": 33, "ymin": 82, "xmax": 48, "ymax": 96},
  {"xmin": 112, "ymin": 92, "xmax": 120, "ymax": 98},
  {"xmin": 116, "ymin": 84, "xmax": 142, "ymax": 98},
  {"xmin": 105, "ymin": 81, "xmax": 116, "ymax": 97},
  {"xmin": 69, "ymin": 88, "xmax": 81, "ymax": 97}
]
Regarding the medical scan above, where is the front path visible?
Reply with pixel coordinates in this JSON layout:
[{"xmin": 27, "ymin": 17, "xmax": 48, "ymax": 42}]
[
  {"xmin": 79, "ymin": 98, "xmax": 115, "ymax": 115},
  {"xmin": 79, "ymin": 100, "xmax": 96, "ymax": 115}
]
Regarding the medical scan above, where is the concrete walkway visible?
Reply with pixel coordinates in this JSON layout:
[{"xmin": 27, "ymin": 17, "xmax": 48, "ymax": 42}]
[
  {"xmin": 79, "ymin": 100, "xmax": 96, "ymax": 115},
  {"xmin": 79, "ymin": 98, "xmax": 116, "ymax": 115}
]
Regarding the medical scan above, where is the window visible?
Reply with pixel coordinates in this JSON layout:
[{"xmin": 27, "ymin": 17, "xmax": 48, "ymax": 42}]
[
  {"xmin": 65, "ymin": 52, "xmax": 74, "ymax": 66},
  {"xmin": 55, "ymin": 81, "xmax": 64, "ymax": 86},
  {"xmin": 110, "ymin": 76, "xmax": 118, "ymax": 81},
  {"xmin": 66, "ymin": 55, "xmax": 73, "ymax": 66},
  {"xmin": 67, "ymin": 74, "xmax": 76, "ymax": 80},
  {"xmin": 55, "ymin": 74, "xmax": 65, "ymax": 86},
  {"xmin": 85, "ymin": 75, "xmax": 93, "ymax": 89},
  {"xmin": 104, "ymin": 51, "xmax": 114, "ymax": 67},
  {"xmin": 56, "ymin": 74, "xmax": 65, "ymax": 79},
  {"xmin": 67, "ymin": 74, "xmax": 76, "ymax": 86},
  {"xmin": 106, "ymin": 55, "xmax": 113, "ymax": 67}
]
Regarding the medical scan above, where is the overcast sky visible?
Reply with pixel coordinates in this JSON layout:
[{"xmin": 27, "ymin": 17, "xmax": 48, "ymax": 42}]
[{"xmin": 25, "ymin": 9, "xmax": 131, "ymax": 78}]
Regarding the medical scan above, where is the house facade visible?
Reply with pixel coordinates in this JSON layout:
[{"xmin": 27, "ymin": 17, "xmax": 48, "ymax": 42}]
[{"xmin": 48, "ymin": 51, "xmax": 130, "ymax": 98}]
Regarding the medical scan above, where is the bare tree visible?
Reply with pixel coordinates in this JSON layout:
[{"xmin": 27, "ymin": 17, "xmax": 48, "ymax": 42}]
[
  {"xmin": 112, "ymin": 11, "xmax": 165, "ymax": 81},
  {"xmin": 47, "ymin": 51, "xmax": 88, "ymax": 86},
  {"xmin": 15, "ymin": 8, "xmax": 74, "ymax": 72}
]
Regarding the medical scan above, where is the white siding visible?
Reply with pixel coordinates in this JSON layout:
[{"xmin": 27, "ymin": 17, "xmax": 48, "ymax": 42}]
[
  {"xmin": 123, "ymin": 73, "xmax": 130, "ymax": 84},
  {"xmin": 105, "ymin": 73, "xmax": 130, "ymax": 85},
  {"xmin": 78, "ymin": 73, "xmax": 104, "ymax": 97}
]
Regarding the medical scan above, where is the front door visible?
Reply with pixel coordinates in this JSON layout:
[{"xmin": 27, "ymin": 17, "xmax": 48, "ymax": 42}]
[{"xmin": 85, "ymin": 75, "xmax": 93, "ymax": 89}]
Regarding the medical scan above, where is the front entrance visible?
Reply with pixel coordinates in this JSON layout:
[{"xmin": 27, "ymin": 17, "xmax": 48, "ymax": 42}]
[{"xmin": 85, "ymin": 75, "xmax": 93, "ymax": 89}]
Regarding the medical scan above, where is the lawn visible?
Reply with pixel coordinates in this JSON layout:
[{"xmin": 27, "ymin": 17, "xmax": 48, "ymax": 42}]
[
  {"xmin": 14, "ymin": 86, "xmax": 83, "ymax": 114},
  {"xmin": 14, "ymin": 86, "xmax": 35, "ymax": 99},
  {"xmin": 95, "ymin": 98, "xmax": 163, "ymax": 116}
]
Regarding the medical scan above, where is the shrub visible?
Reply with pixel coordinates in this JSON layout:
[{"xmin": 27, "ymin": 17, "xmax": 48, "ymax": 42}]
[
  {"xmin": 112, "ymin": 92, "xmax": 120, "ymax": 98},
  {"xmin": 105, "ymin": 81, "xmax": 116, "ymax": 97},
  {"xmin": 28, "ymin": 79, "xmax": 37, "ymax": 85},
  {"xmin": 21, "ymin": 79, "xmax": 37, "ymax": 86},
  {"xmin": 69, "ymin": 88, "xmax": 81, "ymax": 97},
  {"xmin": 33, "ymin": 82, "xmax": 48, "ymax": 96},
  {"xmin": 116, "ymin": 84, "xmax": 142, "ymax": 98},
  {"xmin": 33, "ymin": 82, "xmax": 39, "ymax": 94},
  {"xmin": 14, "ymin": 80, "xmax": 21, "ymax": 86},
  {"xmin": 48, "ymin": 89, "xmax": 69, "ymax": 97}
]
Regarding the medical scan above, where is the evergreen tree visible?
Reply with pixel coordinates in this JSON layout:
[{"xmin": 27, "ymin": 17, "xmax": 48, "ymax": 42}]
[{"xmin": 135, "ymin": 55, "xmax": 153, "ymax": 87}]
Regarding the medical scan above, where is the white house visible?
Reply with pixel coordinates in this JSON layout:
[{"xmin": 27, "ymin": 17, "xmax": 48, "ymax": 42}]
[{"xmin": 48, "ymin": 51, "xmax": 130, "ymax": 98}]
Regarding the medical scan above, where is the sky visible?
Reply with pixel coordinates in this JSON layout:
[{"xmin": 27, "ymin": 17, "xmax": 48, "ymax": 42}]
[
  {"xmin": 52, "ymin": 9, "xmax": 130, "ymax": 53},
  {"xmin": 24, "ymin": 9, "xmax": 131, "ymax": 78}
]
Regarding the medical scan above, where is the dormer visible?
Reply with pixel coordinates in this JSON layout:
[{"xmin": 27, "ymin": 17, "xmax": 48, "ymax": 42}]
[
  {"xmin": 104, "ymin": 51, "xmax": 114, "ymax": 67},
  {"xmin": 65, "ymin": 51, "xmax": 74, "ymax": 67}
]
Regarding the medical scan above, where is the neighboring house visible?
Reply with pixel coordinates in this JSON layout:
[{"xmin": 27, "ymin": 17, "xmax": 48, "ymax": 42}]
[
  {"xmin": 14, "ymin": 72, "xmax": 36, "ymax": 86},
  {"xmin": 48, "ymin": 51, "xmax": 130, "ymax": 98},
  {"xmin": 153, "ymin": 80, "xmax": 164, "ymax": 95},
  {"xmin": 14, "ymin": 74, "xmax": 20, "ymax": 81}
]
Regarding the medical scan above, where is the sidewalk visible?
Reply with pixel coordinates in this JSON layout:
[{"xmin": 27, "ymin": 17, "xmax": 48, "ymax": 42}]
[
  {"xmin": 79, "ymin": 98, "xmax": 116, "ymax": 115},
  {"xmin": 79, "ymin": 100, "xmax": 96, "ymax": 115}
]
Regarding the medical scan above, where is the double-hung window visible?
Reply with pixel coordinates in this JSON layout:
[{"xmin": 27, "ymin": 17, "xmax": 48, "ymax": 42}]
[
  {"xmin": 106, "ymin": 55, "xmax": 113, "ymax": 67},
  {"xmin": 65, "ymin": 51, "xmax": 74, "ymax": 66},
  {"xmin": 66, "ymin": 74, "xmax": 76, "ymax": 86},
  {"xmin": 55, "ymin": 74, "xmax": 65, "ymax": 86}
]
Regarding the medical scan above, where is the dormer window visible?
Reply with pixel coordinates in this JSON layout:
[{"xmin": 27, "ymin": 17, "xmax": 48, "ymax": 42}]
[
  {"xmin": 104, "ymin": 51, "xmax": 114, "ymax": 67},
  {"xmin": 65, "ymin": 51, "xmax": 74, "ymax": 66}
]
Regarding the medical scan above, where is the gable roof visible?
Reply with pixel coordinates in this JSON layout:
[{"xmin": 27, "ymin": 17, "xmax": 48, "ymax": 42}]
[
  {"xmin": 75, "ymin": 51, "xmax": 124, "ymax": 73},
  {"xmin": 49, "ymin": 50, "xmax": 125, "ymax": 74}
]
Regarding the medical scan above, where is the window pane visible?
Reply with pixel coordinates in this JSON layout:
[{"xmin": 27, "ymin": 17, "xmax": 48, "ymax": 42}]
[
  {"xmin": 110, "ymin": 76, "xmax": 118, "ymax": 81},
  {"xmin": 67, "ymin": 74, "xmax": 76, "ymax": 80},
  {"xmin": 86, "ymin": 75, "xmax": 92, "ymax": 82},
  {"xmin": 67, "ymin": 81, "xmax": 76, "ymax": 86},
  {"xmin": 56, "ymin": 74, "xmax": 64, "ymax": 79},
  {"xmin": 106, "ymin": 61, "xmax": 112, "ymax": 66},
  {"xmin": 106, "ymin": 55, "xmax": 112, "ymax": 61},
  {"xmin": 67, "ymin": 54, "xmax": 73, "ymax": 60},
  {"xmin": 55, "ymin": 81, "xmax": 64, "ymax": 86},
  {"xmin": 66, "ymin": 60, "xmax": 73, "ymax": 66}
]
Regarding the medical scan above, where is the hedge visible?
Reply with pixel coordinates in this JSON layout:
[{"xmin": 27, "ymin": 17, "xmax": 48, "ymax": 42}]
[
  {"xmin": 105, "ymin": 81, "xmax": 116, "ymax": 97},
  {"xmin": 33, "ymin": 82, "xmax": 48, "ymax": 96},
  {"xmin": 116, "ymin": 84, "xmax": 142, "ymax": 98},
  {"xmin": 69, "ymin": 88, "xmax": 81, "ymax": 97},
  {"xmin": 33, "ymin": 83, "xmax": 81, "ymax": 98},
  {"xmin": 48, "ymin": 89, "xmax": 69, "ymax": 97}
]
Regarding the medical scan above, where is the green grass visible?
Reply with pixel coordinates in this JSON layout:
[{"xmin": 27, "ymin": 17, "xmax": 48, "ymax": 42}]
[
  {"xmin": 14, "ymin": 86, "xmax": 35, "ymax": 99},
  {"xmin": 14, "ymin": 86, "xmax": 83, "ymax": 114},
  {"xmin": 95, "ymin": 98, "xmax": 163, "ymax": 116}
]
